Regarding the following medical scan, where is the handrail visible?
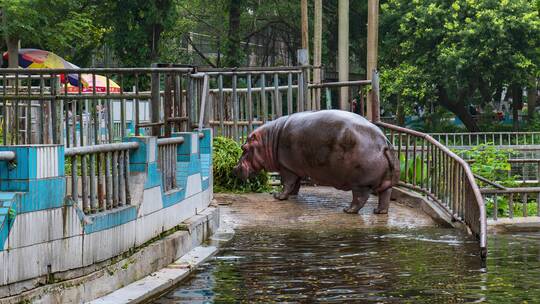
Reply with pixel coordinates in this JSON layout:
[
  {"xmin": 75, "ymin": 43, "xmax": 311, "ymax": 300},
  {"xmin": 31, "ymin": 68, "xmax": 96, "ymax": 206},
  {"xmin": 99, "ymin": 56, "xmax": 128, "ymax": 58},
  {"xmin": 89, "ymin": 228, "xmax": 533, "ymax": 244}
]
[
  {"xmin": 157, "ymin": 137, "xmax": 185, "ymax": 146},
  {"xmin": 481, "ymin": 187, "xmax": 540, "ymax": 194},
  {"xmin": 0, "ymin": 151, "xmax": 16, "ymax": 161},
  {"xmin": 65, "ymin": 142, "xmax": 139, "ymax": 156},
  {"xmin": 376, "ymin": 121, "xmax": 487, "ymax": 259},
  {"xmin": 474, "ymin": 174, "xmax": 507, "ymax": 190},
  {"xmin": 308, "ymin": 79, "xmax": 372, "ymax": 89},
  {"xmin": 0, "ymin": 67, "xmax": 193, "ymax": 74}
]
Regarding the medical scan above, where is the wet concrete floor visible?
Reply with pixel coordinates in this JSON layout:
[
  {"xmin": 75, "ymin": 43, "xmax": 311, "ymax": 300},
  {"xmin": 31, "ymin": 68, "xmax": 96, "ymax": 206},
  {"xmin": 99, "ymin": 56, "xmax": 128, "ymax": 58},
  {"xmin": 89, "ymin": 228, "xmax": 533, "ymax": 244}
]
[{"xmin": 216, "ymin": 186, "xmax": 438, "ymax": 230}]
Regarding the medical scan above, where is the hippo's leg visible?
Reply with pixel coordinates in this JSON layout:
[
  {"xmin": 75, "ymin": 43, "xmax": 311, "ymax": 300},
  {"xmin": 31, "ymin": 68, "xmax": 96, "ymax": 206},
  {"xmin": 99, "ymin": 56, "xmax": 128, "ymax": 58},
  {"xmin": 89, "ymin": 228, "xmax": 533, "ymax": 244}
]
[
  {"xmin": 343, "ymin": 189, "xmax": 370, "ymax": 214},
  {"xmin": 374, "ymin": 188, "xmax": 392, "ymax": 214},
  {"xmin": 289, "ymin": 179, "xmax": 302, "ymax": 196},
  {"xmin": 274, "ymin": 169, "xmax": 301, "ymax": 200}
]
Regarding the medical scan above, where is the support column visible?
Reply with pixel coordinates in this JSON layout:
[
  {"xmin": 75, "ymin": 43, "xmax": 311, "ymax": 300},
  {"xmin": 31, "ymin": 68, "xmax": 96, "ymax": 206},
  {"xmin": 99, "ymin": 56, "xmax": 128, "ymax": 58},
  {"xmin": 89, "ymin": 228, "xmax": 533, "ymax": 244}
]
[
  {"xmin": 367, "ymin": 0, "xmax": 379, "ymax": 121},
  {"xmin": 313, "ymin": 0, "xmax": 323, "ymax": 110},
  {"xmin": 301, "ymin": 0, "xmax": 311, "ymax": 110},
  {"xmin": 338, "ymin": 0, "xmax": 349, "ymax": 110}
]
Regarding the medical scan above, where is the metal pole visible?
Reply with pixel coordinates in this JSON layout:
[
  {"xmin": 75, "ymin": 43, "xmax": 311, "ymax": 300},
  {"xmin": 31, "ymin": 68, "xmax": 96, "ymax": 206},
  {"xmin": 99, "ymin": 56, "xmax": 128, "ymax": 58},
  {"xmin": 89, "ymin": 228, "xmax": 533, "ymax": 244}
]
[
  {"xmin": 150, "ymin": 63, "xmax": 161, "ymax": 136},
  {"xmin": 367, "ymin": 0, "xmax": 379, "ymax": 120},
  {"xmin": 313, "ymin": 0, "xmax": 323, "ymax": 110},
  {"xmin": 338, "ymin": 0, "xmax": 349, "ymax": 110}
]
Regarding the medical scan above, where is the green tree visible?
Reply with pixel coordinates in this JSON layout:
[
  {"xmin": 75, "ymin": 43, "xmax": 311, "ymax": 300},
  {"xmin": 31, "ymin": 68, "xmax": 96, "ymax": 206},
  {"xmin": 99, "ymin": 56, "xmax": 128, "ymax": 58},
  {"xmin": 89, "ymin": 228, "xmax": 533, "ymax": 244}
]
[
  {"xmin": 380, "ymin": 0, "xmax": 540, "ymax": 131},
  {"xmin": 101, "ymin": 0, "xmax": 178, "ymax": 67},
  {"xmin": 0, "ymin": 0, "xmax": 103, "ymax": 67}
]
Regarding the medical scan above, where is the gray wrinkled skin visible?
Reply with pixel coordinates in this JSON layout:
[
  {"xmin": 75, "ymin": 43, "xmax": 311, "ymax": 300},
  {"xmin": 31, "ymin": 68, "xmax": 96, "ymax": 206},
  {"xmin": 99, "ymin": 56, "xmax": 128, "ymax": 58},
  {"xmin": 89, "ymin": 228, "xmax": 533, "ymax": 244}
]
[{"xmin": 234, "ymin": 110, "xmax": 400, "ymax": 214}]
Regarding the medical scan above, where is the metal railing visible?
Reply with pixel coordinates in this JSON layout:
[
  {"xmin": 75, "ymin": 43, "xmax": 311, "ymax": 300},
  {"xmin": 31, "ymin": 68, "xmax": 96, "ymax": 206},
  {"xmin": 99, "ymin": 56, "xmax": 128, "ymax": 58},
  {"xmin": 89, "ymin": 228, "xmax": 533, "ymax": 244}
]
[
  {"xmin": 0, "ymin": 151, "xmax": 15, "ymax": 161},
  {"xmin": 481, "ymin": 186, "xmax": 540, "ymax": 220},
  {"xmin": 192, "ymin": 67, "xmax": 372, "ymax": 142},
  {"xmin": 65, "ymin": 142, "xmax": 138, "ymax": 214},
  {"xmin": 0, "ymin": 67, "xmax": 193, "ymax": 146},
  {"xmin": 191, "ymin": 67, "xmax": 306, "ymax": 142},
  {"xmin": 431, "ymin": 132, "xmax": 540, "ymax": 148},
  {"xmin": 377, "ymin": 121, "xmax": 487, "ymax": 258},
  {"xmin": 157, "ymin": 137, "xmax": 184, "ymax": 192}
]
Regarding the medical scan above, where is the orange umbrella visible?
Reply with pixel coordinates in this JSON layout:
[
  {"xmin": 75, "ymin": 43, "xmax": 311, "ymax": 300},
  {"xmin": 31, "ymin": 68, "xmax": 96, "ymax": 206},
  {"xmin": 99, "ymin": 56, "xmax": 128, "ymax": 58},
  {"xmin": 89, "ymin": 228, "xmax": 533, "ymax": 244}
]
[{"xmin": 62, "ymin": 74, "xmax": 121, "ymax": 94}]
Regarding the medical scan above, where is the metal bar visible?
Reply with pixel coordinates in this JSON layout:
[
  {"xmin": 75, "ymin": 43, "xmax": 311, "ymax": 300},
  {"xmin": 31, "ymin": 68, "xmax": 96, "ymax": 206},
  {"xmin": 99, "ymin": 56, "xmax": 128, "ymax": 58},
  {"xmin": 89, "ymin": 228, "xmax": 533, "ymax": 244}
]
[
  {"xmin": 120, "ymin": 74, "xmax": 126, "ymax": 139},
  {"xmin": 26, "ymin": 77, "xmax": 31, "ymax": 144},
  {"xmin": 232, "ymin": 74, "xmax": 239, "ymax": 141},
  {"xmin": 273, "ymin": 73, "xmax": 280, "ymax": 118},
  {"xmin": 247, "ymin": 74, "xmax": 253, "ymax": 134},
  {"xmin": 0, "ymin": 67, "xmax": 193, "ymax": 74},
  {"xmin": 135, "ymin": 74, "xmax": 140, "ymax": 136},
  {"xmin": 308, "ymin": 79, "xmax": 372, "ymax": 89},
  {"xmin": 298, "ymin": 72, "xmax": 304, "ymax": 112},
  {"xmin": 65, "ymin": 142, "xmax": 139, "ymax": 156},
  {"xmin": 198, "ymin": 75, "xmax": 209, "ymax": 131},
  {"xmin": 261, "ymin": 74, "xmax": 267, "ymax": 123},
  {"xmin": 218, "ymin": 74, "xmax": 224, "ymax": 135},
  {"xmin": 157, "ymin": 137, "xmax": 185, "ymax": 145},
  {"xmin": 150, "ymin": 66, "xmax": 161, "ymax": 136},
  {"xmin": 0, "ymin": 151, "xmax": 16, "ymax": 161},
  {"xmin": 287, "ymin": 73, "xmax": 293, "ymax": 114}
]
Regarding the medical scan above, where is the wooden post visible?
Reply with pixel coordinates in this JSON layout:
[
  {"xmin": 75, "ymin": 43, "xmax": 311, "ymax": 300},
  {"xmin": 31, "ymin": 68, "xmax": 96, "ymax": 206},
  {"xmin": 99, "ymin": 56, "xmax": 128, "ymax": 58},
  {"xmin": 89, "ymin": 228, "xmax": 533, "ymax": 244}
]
[
  {"xmin": 301, "ymin": 0, "xmax": 311, "ymax": 110},
  {"xmin": 313, "ymin": 0, "xmax": 323, "ymax": 110},
  {"xmin": 338, "ymin": 0, "xmax": 349, "ymax": 110},
  {"xmin": 367, "ymin": 0, "xmax": 379, "ymax": 121}
]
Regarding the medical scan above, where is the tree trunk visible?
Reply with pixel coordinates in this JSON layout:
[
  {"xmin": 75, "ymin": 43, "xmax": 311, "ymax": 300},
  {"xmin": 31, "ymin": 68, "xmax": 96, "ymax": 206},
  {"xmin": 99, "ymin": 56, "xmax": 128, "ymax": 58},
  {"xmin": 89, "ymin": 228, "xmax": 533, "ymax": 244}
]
[
  {"xmin": 224, "ymin": 0, "xmax": 241, "ymax": 67},
  {"xmin": 437, "ymin": 86, "xmax": 479, "ymax": 132},
  {"xmin": 6, "ymin": 36, "xmax": 19, "ymax": 68},
  {"xmin": 511, "ymin": 84, "xmax": 522, "ymax": 130},
  {"xmin": 395, "ymin": 95, "xmax": 405, "ymax": 126},
  {"xmin": 528, "ymin": 77, "xmax": 538, "ymax": 121}
]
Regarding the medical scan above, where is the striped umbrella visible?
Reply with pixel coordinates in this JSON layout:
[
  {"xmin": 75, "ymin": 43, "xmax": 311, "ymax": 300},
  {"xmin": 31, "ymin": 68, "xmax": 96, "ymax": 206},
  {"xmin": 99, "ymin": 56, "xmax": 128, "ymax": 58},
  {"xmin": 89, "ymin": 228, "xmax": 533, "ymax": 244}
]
[{"xmin": 3, "ymin": 49, "xmax": 121, "ymax": 94}]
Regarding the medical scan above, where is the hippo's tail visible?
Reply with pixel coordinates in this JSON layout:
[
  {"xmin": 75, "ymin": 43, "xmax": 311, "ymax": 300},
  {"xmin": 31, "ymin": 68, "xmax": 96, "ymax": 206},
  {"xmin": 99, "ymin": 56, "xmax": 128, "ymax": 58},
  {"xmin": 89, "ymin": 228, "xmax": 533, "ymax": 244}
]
[{"xmin": 376, "ymin": 142, "xmax": 400, "ymax": 192}]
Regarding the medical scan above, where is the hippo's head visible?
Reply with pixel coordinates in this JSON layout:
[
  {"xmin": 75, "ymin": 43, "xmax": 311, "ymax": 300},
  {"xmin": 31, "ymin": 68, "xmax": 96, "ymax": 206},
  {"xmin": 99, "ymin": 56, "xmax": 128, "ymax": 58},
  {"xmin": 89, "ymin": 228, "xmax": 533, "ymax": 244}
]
[{"xmin": 233, "ymin": 131, "xmax": 266, "ymax": 180}]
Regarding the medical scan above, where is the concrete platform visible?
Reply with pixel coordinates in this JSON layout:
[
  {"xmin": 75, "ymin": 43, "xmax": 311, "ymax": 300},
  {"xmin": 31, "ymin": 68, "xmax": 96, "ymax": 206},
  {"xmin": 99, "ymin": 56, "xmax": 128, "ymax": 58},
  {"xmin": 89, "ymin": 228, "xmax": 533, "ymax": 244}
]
[{"xmin": 216, "ymin": 186, "xmax": 440, "ymax": 230}]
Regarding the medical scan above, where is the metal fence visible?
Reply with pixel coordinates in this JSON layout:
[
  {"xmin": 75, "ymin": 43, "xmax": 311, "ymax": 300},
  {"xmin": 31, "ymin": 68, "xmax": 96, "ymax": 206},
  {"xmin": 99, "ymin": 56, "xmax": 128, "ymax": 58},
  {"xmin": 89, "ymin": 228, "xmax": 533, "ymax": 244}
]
[
  {"xmin": 191, "ymin": 67, "xmax": 372, "ymax": 142},
  {"xmin": 65, "ymin": 142, "xmax": 138, "ymax": 214},
  {"xmin": 431, "ymin": 132, "xmax": 540, "ymax": 148},
  {"xmin": 377, "ymin": 121, "xmax": 487, "ymax": 258},
  {"xmin": 0, "ymin": 67, "xmax": 193, "ymax": 146}
]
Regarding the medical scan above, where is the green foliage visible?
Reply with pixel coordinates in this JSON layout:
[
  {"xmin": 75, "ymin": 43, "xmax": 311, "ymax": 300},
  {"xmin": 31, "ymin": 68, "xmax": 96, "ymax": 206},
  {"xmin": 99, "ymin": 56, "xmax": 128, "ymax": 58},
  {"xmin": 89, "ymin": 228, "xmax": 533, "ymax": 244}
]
[
  {"xmin": 0, "ymin": 0, "xmax": 104, "ymax": 66},
  {"xmin": 213, "ymin": 136, "xmax": 270, "ymax": 193},
  {"xmin": 461, "ymin": 144, "xmax": 517, "ymax": 187},
  {"xmin": 399, "ymin": 153, "xmax": 427, "ymax": 184},
  {"xmin": 380, "ymin": 0, "xmax": 540, "ymax": 131},
  {"xmin": 457, "ymin": 144, "xmax": 540, "ymax": 217}
]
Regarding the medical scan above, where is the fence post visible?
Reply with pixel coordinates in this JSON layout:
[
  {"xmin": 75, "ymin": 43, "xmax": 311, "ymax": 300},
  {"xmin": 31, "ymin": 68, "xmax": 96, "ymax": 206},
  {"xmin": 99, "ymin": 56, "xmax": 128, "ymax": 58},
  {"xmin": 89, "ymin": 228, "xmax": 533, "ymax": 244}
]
[
  {"xmin": 150, "ymin": 63, "xmax": 161, "ymax": 136},
  {"xmin": 371, "ymin": 70, "xmax": 380, "ymax": 122},
  {"xmin": 198, "ymin": 74, "xmax": 209, "ymax": 131}
]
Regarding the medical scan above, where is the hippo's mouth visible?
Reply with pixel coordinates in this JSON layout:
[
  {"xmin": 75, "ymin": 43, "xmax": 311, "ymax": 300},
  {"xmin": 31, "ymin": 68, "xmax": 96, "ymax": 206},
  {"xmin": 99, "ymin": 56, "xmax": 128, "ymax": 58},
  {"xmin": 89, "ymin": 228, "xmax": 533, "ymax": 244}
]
[{"xmin": 233, "ymin": 163, "xmax": 251, "ymax": 181}]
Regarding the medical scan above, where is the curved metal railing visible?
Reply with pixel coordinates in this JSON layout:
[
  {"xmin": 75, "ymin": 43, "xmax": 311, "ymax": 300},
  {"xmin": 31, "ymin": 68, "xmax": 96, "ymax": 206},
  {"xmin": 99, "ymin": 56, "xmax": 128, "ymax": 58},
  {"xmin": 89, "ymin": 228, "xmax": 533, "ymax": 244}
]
[{"xmin": 377, "ymin": 121, "xmax": 487, "ymax": 259}]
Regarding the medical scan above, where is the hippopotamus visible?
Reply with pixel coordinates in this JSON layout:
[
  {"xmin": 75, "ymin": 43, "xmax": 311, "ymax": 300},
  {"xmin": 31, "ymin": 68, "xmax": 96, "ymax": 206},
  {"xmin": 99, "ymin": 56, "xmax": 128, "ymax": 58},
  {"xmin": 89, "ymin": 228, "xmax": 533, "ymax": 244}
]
[{"xmin": 233, "ymin": 110, "xmax": 400, "ymax": 214}]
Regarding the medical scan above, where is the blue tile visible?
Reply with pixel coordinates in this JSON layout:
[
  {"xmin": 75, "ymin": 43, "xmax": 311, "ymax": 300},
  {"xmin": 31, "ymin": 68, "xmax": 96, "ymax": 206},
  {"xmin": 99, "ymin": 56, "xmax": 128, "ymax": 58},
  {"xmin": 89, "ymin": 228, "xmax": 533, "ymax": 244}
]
[{"xmin": 83, "ymin": 206, "xmax": 137, "ymax": 234}]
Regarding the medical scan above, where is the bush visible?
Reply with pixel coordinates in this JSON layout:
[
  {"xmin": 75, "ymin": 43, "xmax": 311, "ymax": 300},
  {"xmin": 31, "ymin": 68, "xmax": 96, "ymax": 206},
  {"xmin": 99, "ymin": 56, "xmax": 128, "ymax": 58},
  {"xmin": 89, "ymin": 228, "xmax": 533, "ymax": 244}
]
[{"xmin": 213, "ymin": 136, "xmax": 271, "ymax": 193}]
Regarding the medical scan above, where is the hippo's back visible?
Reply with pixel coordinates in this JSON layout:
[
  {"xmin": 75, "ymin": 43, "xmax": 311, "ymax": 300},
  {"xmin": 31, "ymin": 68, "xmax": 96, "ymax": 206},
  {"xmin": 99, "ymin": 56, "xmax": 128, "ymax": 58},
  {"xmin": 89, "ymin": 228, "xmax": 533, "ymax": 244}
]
[{"xmin": 277, "ymin": 110, "xmax": 390, "ymax": 189}]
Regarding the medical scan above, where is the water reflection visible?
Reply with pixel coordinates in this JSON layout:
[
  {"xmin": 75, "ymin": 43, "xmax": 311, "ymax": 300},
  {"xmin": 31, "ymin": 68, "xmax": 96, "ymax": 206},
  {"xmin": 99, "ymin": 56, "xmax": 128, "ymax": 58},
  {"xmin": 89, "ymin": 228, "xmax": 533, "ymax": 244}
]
[{"xmin": 154, "ymin": 228, "xmax": 540, "ymax": 303}]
